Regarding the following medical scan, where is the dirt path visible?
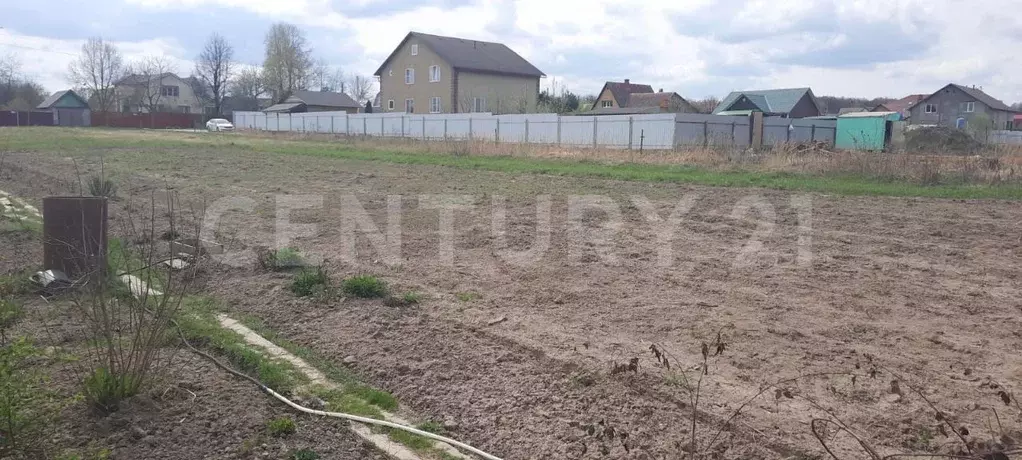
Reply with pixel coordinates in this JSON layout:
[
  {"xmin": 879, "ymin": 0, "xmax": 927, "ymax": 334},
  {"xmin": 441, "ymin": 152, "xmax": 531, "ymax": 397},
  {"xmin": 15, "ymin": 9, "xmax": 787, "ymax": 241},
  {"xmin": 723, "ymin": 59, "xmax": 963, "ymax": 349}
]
[{"xmin": 4, "ymin": 137, "xmax": 1022, "ymax": 459}]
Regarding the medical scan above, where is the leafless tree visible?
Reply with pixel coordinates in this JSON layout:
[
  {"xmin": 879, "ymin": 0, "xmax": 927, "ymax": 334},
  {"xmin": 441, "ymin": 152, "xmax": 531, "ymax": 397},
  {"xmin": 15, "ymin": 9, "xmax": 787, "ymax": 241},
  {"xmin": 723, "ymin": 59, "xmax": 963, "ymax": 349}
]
[
  {"xmin": 345, "ymin": 74, "xmax": 375, "ymax": 104},
  {"xmin": 691, "ymin": 96, "xmax": 721, "ymax": 114},
  {"xmin": 131, "ymin": 56, "xmax": 173, "ymax": 113},
  {"xmin": 262, "ymin": 23, "xmax": 313, "ymax": 102},
  {"xmin": 67, "ymin": 37, "xmax": 125, "ymax": 112},
  {"xmin": 195, "ymin": 33, "xmax": 234, "ymax": 116},
  {"xmin": 229, "ymin": 67, "xmax": 264, "ymax": 99}
]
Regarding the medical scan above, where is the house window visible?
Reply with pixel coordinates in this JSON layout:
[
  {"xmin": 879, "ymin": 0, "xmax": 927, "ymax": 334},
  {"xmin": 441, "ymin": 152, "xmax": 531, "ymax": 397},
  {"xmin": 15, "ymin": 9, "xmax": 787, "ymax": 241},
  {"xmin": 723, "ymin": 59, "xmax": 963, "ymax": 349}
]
[
  {"xmin": 429, "ymin": 96, "xmax": 441, "ymax": 113},
  {"xmin": 601, "ymin": 100, "xmax": 612, "ymax": 108},
  {"xmin": 388, "ymin": 100, "xmax": 395, "ymax": 110},
  {"xmin": 429, "ymin": 65, "xmax": 440, "ymax": 82},
  {"xmin": 964, "ymin": 101, "xmax": 975, "ymax": 113},
  {"xmin": 179, "ymin": 105, "xmax": 190, "ymax": 113},
  {"xmin": 405, "ymin": 68, "xmax": 414, "ymax": 84},
  {"xmin": 405, "ymin": 98, "xmax": 414, "ymax": 113},
  {"xmin": 161, "ymin": 86, "xmax": 179, "ymax": 97},
  {"xmin": 389, "ymin": 69, "xmax": 393, "ymax": 76},
  {"xmin": 411, "ymin": 44, "xmax": 418, "ymax": 55},
  {"xmin": 473, "ymin": 97, "xmax": 486, "ymax": 112},
  {"xmin": 924, "ymin": 103, "xmax": 937, "ymax": 113}
]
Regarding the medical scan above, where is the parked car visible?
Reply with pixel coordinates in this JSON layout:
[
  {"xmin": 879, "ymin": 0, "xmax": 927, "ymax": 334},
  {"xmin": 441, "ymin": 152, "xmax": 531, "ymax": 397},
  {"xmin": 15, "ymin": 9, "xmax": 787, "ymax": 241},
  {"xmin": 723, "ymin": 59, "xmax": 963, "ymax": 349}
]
[{"xmin": 205, "ymin": 118, "xmax": 234, "ymax": 132}]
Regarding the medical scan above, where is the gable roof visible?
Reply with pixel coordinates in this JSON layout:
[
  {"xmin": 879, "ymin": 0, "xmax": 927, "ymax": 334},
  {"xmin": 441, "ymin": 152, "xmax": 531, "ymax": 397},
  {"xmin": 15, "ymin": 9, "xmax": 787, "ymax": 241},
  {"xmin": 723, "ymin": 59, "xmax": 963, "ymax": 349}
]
[
  {"xmin": 37, "ymin": 90, "xmax": 89, "ymax": 109},
  {"xmin": 595, "ymin": 81, "xmax": 655, "ymax": 108},
  {"xmin": 874, "ymin": 94, "xmax": 927, "ymax": 113},
  {"xmin": 918, "ymin": 84, "xmax": 1015, "ymax": 112},
  {"xmin": 374, "ymin": 31, "xmax": 544, "ymax": 78},
  {"xmin": 713, "ymin": 88, "xmax": 816, "ymax": 115},
  {"xmin": 287, "ymin": 90, "xmax": 360, "ymax": 108},
  {"xmin": 115, "ymin": 72, "xmax": 185, "ymax": 86},
  {"xmin": 837, "ymin": 107, "xmax": 867, "ymax": 115}
]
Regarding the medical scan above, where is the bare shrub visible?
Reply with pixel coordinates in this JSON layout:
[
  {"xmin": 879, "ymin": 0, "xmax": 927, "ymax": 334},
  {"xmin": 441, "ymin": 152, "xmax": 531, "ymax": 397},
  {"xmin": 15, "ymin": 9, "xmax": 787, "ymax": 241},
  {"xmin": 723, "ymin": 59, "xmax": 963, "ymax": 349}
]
[{"xmin": 69, "ymin": 191, "xmax": 202, "ymax": 412}]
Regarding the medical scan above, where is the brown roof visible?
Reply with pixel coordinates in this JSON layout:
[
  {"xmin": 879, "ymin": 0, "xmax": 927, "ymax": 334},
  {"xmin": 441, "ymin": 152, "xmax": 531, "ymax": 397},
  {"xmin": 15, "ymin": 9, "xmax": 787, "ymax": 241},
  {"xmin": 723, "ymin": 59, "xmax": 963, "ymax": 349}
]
[
  {"xmin": 628, "ymin": 92, "xmax": 673, "ymax": 107},
  {"xmin": 374, "ymin": 32, "xmax": 544, "ymax": 78},
  {"xmin": 915, "ymin": 84, "xmax": 1016, "ymax": 113},
  {"xmin": 597, "ymin": 81, "xmax": 654, "ymax": 107},
  {"xmin": 875, "ymin": 94, "xmax": 927, "ymax": 113}
]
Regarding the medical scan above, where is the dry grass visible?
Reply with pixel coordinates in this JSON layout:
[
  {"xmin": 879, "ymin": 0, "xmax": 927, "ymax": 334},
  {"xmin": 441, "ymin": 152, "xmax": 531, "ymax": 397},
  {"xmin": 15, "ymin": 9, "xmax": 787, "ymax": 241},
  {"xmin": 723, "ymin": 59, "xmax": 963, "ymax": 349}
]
[{"xmin": 243, "ymin": 130, "xmax": 1022, "ymax": 187}]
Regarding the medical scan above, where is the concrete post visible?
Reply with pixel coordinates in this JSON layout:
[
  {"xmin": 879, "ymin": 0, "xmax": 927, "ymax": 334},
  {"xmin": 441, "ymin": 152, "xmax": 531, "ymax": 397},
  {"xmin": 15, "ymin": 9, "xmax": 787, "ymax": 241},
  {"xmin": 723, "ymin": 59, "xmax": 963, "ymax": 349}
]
[
  {"xmin": 592, "ymin": 117, "xmax": 598, "ymax": 149},
  {"xmin": 422, "ymin": 117, "xmax": 426, "ymax": 140},
  {"xmin": 363, "ymin": 117, "xmax": 367, "ymax": 137},
  {"xmin": 444, "ymin": 118, "xmax": 448, "ymax": 140},
  {"xmin": 469, "ymin": 117, "xmax": 474, "ymax": 140},
  {"xmin": 381, "ymin": 117, "xmax": 385, "ymax": 137},
  {"xmin": 628, "ymin": 116, "xmax": 634, "ymax": 149},
  {"xmin": 401, "ymin": 116, "xmax": 406, "ymax": 137},
  {"xmin": 703, "ymin": 121, "xmax": 709, "ymax": 147},
  {"xmin": 556, "ymin": 116, "xmax": 562, "ymax": 146},
  {"xmin": 811, "ymin": 125, "xmax": 816, "ymax": 142},
  {"xmin": 525, "ymin": 118, "xmax": 530, "ymax": 144},
  {"xmin": 346, "ymin": 115, "xmax": 350, "ymax": 135},
  {"xmin": 496, "ymin": 119, "xmax": 501, "ymax": 143}
]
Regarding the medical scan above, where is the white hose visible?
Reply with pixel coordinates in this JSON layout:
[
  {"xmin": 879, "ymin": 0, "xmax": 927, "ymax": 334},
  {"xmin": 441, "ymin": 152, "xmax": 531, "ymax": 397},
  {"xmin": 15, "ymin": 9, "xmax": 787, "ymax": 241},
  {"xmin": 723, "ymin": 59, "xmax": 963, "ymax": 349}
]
[{"xmin": 263, "ymin": 385, "xmax": 503, "ymax": 460}]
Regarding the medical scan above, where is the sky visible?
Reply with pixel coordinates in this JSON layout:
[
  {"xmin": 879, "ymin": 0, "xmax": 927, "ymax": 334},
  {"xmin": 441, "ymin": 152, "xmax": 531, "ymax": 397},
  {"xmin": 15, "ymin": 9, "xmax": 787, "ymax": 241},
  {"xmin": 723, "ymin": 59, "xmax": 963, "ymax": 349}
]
[{"xmin": 2, "ymin": 0, "xmax": 1022, "ymax": 103}]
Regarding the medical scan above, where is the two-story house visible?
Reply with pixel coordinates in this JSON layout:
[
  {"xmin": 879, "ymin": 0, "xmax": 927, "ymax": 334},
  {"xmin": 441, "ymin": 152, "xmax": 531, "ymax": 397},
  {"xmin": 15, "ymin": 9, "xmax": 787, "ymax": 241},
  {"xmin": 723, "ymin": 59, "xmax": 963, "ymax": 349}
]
[
  {"xmin": 373, "ymin": 31, "xmax": 544, "ymax": 114},
  {"xmin": 114, "ymin": 73, "xmax": 209, "ymax": 114},
  {"xmin": 907, "ymin": 84, "xmax": 1018, "ymax": 130}
]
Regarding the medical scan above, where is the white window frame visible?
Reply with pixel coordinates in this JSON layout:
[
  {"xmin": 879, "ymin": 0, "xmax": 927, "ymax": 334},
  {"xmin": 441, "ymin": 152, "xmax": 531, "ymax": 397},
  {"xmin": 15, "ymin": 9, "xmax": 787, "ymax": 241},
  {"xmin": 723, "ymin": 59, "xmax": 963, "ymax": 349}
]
[
  {"xmin": 405, "ymin": 98, "xmax": 414, "ymax": 113},
  {"xmin": 411, "ymin": 44, "xmax": 418, "ymax": 55},
  {"xmin": 601, "ymin": 100, "xmax": 612, "ymax": 108},
  {"xmin": 429, "ymin": 96, "xmax": 442, "ymax": 114},
  {"xmin": 429, "ymin": 65, "xmax": 440, "ymax": 82},
  {"xmin": 924, "ymin": 103, "xmax": 937, "ymax": 114},
  {"xmin": 964, "ymin": 101, "xmax": 975, "ymax": 113},
  {"xmin": 405, "ymin": 68, "xmax": 414, "ymax": 84},
  {"xmin": 473, "ymin": 97, "xmax": 486, "ymax": 113},
  {"xmin": 388, "ymin": 100, "xmax": 395, "ymax": 110}
]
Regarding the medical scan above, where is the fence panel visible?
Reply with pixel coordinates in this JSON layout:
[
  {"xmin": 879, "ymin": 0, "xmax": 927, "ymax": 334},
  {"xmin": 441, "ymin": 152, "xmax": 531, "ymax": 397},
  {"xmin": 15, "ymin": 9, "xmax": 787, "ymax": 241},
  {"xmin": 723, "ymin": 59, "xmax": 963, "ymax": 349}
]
[
  {"xmin": 470, "ymin": 117, "xmax": 498, "ymax": 141},
  {"xmin": 559, "ymin": 117, "xmax": 595, "ymax": 147},
  {"xmin": 990, "ymin": 130, "xmax": 1022, "ymax": 145}
]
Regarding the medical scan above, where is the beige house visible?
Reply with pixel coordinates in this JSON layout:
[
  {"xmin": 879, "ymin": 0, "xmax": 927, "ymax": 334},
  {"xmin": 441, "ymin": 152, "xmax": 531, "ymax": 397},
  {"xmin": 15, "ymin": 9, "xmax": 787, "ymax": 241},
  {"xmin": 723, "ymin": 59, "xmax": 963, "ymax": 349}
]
[
  {"xmin": 374, "ymin": 31, "xmax": 544, "ymax": 114},
  {"xmin": 114, "ymin": 73, "xmax": 209, "ymax": 114}
]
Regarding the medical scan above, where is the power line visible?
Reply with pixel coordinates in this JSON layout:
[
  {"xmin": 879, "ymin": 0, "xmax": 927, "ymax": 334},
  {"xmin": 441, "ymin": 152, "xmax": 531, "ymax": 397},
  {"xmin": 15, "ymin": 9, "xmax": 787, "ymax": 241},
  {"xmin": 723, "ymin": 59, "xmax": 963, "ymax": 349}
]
[{"xmin": 0, "ymin": 42, "xmax": 76, "ymax": 57}]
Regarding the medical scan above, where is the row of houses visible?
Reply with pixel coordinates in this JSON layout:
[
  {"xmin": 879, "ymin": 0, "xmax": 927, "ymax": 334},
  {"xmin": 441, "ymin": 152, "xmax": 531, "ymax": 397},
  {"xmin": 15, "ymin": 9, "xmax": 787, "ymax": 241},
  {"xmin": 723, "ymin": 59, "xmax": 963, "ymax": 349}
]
[{"xmin": 31, "ymin": 30, "xmax": 1021, "ymax": 132}]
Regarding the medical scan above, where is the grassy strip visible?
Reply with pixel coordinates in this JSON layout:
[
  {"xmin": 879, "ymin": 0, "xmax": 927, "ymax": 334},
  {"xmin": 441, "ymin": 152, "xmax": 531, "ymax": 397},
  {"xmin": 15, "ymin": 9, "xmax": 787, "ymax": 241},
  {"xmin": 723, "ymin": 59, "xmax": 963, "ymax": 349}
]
[
  {"xmin": 6, "ymin": 128, "xmax": 1022, "ymax": 199},
  {"xmin": 234, "ymin": 313, "xmax": 467, "ymax": 459},
  {"xmin": 103, "ymin": 239, "xmax": 308, "ymax": 394}
]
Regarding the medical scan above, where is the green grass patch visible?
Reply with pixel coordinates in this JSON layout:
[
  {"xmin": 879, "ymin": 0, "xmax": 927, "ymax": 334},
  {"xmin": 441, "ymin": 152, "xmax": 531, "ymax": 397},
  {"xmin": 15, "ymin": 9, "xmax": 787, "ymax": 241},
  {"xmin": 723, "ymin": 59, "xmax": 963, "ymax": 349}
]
[
  {"xmin": 290, "ymin": 267, "xmax": 330, "ymax": 297},
  {"xmin": 266, "ymin": 416, "xmax": 297, "ymax": 437},
  {"xmin": 402, "ymin": 291, "xmax": 423, "ymax": 304},
  {"xmin": 176, "ymin": 297, "xmax": 308, "ymax": 393},
  {"xmin": 341, "ymin": 274, "xmax": 388, "ymax": 298},
  {"xmin": 291, "ymin": 449, "xmax": 320, "ymax": 460},
  {"xmin": 0, "ymin": 270, "xmax": 35, "ymax": 297},
  {"xmin": 455, "ymin": 291, "xmax": 481, "ymax": 302},
  {"xmin": 5, "ymin": 128, "xmax": 1021, "ymax": 199}
]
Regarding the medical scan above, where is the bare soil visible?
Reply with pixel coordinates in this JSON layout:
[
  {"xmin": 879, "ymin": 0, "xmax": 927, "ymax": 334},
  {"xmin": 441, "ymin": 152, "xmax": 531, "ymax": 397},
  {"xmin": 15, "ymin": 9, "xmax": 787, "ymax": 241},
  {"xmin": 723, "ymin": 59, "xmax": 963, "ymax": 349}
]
[{"xmin": 3, "ymin": 131, "xmax": 1021, "ymax": 459}]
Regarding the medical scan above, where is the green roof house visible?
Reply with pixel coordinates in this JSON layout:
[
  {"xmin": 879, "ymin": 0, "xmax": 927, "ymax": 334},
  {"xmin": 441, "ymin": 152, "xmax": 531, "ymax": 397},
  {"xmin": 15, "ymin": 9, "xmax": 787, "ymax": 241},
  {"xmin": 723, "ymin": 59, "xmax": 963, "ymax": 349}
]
[
  {"xmin": 713, "ymin": 88, "xmax": 822, "ymax": 118},
  {"xmin": 37, "ymin": 89, "xmax": 91, "ymax": 126}
]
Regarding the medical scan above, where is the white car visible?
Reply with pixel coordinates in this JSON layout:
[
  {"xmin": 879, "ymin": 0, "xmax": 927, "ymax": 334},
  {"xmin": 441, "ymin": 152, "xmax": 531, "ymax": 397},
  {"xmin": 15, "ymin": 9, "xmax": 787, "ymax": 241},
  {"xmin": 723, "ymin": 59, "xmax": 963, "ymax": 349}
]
[{"xmin": 205, "ymin": 118, "xmax": 235, "ymax": 132}]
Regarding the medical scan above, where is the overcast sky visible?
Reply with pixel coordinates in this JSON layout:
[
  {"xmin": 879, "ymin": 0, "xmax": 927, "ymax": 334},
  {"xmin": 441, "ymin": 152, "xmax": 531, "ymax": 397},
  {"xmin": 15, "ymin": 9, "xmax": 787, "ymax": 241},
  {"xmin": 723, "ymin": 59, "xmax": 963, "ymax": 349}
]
[{"xmin": 3, "ymin": 0, "xmax": 1022, "ymax": 103}]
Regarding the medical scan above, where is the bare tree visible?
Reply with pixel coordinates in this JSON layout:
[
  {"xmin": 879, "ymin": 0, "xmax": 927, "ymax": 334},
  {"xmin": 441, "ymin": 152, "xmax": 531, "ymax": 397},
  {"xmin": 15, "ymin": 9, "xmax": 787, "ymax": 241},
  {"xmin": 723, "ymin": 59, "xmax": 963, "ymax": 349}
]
[
  {"xmin": 230, "ymin": 67, "xmax": 264, "ymax": 99},
  {"xmin": 262, "ymin": 23, "xmax": 313, "ymax": 102},
  {"xmin": 691, "ymin": 96, "xmax": 721, "ymax": 114},
  {"xmin": 195, "ymin": 33, "xmax": 234, "ymax": 117},
  {"xmin": 345, "ymin": 74, "xmax": 375, "ymax": 104},
  {"xmin": 131, "ymin": 56, "xmax": 173, "ymax": 113},
  {"xmin": 68, "ymin": 37, "xmax": 125, "ymax": 112}
]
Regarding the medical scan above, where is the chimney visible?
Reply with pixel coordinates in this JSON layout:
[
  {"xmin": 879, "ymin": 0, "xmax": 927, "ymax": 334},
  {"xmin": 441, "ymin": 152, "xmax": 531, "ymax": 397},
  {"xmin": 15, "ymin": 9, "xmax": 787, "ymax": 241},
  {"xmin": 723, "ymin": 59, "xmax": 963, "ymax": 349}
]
[{"xmin": 624, "ymin": 79, "xmax": 630, "ymax": 84}]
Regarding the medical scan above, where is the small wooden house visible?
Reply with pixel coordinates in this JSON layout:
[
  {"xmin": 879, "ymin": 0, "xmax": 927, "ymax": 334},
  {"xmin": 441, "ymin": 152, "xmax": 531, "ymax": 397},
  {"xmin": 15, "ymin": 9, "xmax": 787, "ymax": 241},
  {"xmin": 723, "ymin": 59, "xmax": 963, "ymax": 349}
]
[{"xmin": 37, "ymin": 90, "xmax": 91, "ymax": 126}]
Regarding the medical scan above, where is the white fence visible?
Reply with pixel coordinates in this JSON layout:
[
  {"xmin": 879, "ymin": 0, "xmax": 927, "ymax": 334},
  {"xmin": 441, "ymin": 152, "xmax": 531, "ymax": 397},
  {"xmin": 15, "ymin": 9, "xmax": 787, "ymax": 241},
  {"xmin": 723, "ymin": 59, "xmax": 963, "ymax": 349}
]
[
  {"xmin": 233, "ymin": 111, "xmax": 838, "ymax": 150},
  {"xmin": 990, "ymin": 130, "xmax": 1022, "ymax": 145}
]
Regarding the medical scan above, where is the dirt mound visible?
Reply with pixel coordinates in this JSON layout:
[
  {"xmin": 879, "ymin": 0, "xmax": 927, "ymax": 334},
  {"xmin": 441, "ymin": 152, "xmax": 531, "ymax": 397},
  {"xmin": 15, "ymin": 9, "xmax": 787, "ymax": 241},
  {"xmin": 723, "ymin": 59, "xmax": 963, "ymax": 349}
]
[{"xmin": 905, "ymin": 126, "xmax": 983, "ymax": 154}]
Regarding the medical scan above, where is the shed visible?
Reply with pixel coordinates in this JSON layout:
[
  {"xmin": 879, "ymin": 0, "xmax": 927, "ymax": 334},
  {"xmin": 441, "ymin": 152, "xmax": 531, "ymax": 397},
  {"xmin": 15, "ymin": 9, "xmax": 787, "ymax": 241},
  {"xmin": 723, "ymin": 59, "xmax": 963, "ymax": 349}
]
[
  {"xmin": 836, "ymin": 111, "xmax": 902, "ymax": 151},
  {"xmin": 36, "ymin": 90, "xmax": 91, "ymax": 126}
]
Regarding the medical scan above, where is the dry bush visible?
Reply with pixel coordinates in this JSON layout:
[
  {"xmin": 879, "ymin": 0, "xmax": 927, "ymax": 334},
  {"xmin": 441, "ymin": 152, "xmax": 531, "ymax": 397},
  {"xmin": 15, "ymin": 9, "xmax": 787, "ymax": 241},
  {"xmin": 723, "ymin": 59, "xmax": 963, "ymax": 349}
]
[{"xmin": 67, "ymin": 191, "xmax": 204, "ymax": 412}]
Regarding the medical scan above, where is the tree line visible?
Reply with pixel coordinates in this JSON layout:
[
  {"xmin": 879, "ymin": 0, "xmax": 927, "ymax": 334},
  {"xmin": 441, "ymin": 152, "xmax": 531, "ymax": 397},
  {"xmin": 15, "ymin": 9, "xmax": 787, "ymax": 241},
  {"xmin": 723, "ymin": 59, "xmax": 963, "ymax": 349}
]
[
  {"xmin": 0, "ymin": 54, "xmax": 47, "ymax": 110},
  {"xmin": 64, "ymin": 22, "xmax": 377, "ymax": 117}
]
